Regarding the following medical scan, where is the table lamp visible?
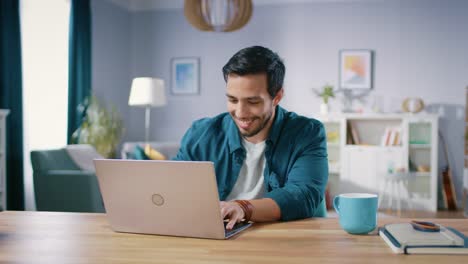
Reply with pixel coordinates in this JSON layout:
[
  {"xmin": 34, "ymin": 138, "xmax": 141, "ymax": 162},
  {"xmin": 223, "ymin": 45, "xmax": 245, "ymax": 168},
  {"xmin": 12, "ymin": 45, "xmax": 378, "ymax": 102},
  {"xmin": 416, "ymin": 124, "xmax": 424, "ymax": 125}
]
[{"xmin": 128, "ymin": 77, "xmax": 166, "ymax": 143}]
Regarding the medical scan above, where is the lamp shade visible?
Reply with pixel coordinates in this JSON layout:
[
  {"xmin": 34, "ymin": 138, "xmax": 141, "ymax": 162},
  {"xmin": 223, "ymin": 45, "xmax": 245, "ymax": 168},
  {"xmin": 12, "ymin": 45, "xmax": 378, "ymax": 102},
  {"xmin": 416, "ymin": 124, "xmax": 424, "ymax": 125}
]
[
  {"xmin": 128, "ymin": 77, "xmax": 166, "ymax": 107},
  {"xmin": 184, "ymin": 0, "xmax": 253, "ymax": 32}
]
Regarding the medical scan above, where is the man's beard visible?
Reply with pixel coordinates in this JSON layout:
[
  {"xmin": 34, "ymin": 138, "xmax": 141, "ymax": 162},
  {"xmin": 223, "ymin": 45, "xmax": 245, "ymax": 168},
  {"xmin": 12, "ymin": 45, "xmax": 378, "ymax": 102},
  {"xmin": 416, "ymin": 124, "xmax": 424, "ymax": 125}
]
[{"xmin": 238, "ymin": 112, "xmax": 272, "ymax": 138}]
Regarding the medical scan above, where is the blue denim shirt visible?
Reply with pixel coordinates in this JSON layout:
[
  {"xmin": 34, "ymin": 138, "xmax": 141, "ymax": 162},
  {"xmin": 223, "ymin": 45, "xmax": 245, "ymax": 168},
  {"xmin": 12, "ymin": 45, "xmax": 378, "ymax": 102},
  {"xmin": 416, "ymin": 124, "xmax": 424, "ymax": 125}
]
[{"xmin": 173, "ymin": 106, "xmax": 328, "ymax": 221}]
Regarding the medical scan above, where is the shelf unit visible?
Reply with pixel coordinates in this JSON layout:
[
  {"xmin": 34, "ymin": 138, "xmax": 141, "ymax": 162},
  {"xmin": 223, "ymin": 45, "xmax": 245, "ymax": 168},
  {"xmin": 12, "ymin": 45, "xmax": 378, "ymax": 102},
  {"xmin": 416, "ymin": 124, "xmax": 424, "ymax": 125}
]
[
  {"xmin": 316, "ymin": 113, "xmax": 439, "ymax": 212},
  {"xmin": 0, "ymin": 110, "xmax": 9, "ymax": 210},
  {"xmin": 320, "ymin": 116, "xmax": 346, "ymax": 204}
]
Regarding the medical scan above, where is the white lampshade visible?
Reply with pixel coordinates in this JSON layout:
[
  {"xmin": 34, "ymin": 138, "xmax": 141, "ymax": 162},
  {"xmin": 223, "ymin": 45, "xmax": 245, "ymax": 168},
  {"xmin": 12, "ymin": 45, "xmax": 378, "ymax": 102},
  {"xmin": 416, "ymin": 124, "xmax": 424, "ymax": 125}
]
[{"xmin": 128, "ymin": 77, "xmax": 167, "ymax": 107}]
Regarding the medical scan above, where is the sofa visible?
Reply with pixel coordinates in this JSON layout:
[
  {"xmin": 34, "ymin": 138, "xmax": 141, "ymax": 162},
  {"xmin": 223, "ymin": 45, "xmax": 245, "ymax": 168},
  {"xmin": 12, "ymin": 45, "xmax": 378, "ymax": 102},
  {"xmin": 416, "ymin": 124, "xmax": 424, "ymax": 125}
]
[
  {"xmin": 30, "ymin": 145, "xmax": 105, "ymax": 213},
  {"xmin": 120, "ymin": 141, "xmax": 180, "ymax": 160}
]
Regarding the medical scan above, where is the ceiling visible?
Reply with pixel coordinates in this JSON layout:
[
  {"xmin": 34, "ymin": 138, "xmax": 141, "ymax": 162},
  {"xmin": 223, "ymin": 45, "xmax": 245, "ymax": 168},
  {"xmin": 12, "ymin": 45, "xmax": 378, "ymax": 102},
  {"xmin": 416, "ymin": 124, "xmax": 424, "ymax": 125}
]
[{"xmin": 107, "ymin": 0, "xmax": 378, "ymax": 12}]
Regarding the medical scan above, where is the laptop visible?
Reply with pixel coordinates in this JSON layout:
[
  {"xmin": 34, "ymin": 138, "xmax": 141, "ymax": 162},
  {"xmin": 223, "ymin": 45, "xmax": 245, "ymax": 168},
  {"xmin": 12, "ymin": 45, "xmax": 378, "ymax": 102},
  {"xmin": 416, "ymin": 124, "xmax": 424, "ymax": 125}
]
[{"xmin": 93, "ymin": 159, "xmax": 252, "ymax": 239}]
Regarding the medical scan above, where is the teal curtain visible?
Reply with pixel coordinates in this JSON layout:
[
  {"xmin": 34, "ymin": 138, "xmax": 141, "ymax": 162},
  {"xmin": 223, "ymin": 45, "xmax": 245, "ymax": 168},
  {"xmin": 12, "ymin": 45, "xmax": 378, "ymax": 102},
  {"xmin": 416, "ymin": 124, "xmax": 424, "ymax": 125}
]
[
  {"xmin": 0, "ymin": 0, "xmax": 24, "ymax": 210},
  {"xmin": 68, "ymin": 0, "xmax": 92, "ymax": 143}
]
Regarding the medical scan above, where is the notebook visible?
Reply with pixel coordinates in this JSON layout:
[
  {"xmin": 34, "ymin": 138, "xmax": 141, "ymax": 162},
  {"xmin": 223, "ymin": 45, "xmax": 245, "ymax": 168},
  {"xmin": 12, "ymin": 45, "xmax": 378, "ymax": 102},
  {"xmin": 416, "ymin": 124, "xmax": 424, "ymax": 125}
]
[
  {"xmin": 94, "ymin": 159, "xmax": 252, "ymax": 239},
  {"xmin": 379, "ymin": 223, "xmax": 468, "ymax": 254}
]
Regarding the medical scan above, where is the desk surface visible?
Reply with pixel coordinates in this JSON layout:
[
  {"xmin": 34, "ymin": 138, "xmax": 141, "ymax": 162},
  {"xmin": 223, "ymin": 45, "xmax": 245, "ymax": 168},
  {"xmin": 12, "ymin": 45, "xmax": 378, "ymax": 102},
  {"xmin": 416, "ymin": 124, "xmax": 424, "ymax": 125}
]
[{"xmin": 0, "ymin": 211, "xmax": 467, "ymax": 263}]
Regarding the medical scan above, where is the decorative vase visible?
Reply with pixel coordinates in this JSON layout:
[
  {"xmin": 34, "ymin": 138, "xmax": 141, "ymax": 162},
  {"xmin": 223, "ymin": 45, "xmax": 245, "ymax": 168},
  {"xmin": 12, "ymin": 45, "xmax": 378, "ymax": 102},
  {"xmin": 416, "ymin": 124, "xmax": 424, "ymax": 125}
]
[
  {"xmin": 320, "ymin": 103, "xmax": 329, "ymax": 115},
  {"xmin": 402, "ymin": 97, "xmax": 425, "ymax": 113}
]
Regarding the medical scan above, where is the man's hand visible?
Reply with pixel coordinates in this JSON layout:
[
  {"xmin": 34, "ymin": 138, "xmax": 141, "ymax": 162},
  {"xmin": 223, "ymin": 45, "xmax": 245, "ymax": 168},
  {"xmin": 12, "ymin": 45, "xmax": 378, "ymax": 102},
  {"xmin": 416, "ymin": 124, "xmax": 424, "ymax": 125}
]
[
  {"xmin": 220, "ymin": 201, "xmax": 245, "ymax": 230},
  {"xmin": 220, "ymin": 198, "xmax": 281, "ymax": 229}
]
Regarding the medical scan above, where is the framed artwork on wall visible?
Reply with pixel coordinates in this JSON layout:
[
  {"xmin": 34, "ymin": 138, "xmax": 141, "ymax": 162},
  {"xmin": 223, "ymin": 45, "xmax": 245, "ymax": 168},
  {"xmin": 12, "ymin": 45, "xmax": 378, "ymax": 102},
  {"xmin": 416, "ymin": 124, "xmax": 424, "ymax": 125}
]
[
  {"xmin": 171, "ymin": 57, "xmax": 200, "ymax": 95},
  {"xmin": 339, "ymin": 50, "xmax": 373, "ymax": 90}
]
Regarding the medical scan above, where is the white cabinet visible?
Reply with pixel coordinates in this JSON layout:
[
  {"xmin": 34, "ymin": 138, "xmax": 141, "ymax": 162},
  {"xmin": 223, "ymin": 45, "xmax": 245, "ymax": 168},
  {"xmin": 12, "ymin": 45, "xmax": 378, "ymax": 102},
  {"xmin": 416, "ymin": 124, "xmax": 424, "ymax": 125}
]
[
  {"xmin": 317, "ymin": 113, "xmax": 439, "ymax": 212},
  {"xmin": 341, "ymin": 146, "xmax": 406, "ymax": 193},
  {"xmin": 0, "ymin": 110, "xmax": 9, "ymax": 210},
  {"xmin": 342, "ymin": 146, "xmax": 378, "ymax": 192}
]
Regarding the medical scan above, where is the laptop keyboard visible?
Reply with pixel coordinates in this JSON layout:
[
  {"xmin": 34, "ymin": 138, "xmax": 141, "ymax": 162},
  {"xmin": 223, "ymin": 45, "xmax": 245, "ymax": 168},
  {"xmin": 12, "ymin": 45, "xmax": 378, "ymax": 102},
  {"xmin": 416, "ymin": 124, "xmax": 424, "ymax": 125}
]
[{"xmin": 224, "ymin": 221, "xmax": 251, "ymax": 237}]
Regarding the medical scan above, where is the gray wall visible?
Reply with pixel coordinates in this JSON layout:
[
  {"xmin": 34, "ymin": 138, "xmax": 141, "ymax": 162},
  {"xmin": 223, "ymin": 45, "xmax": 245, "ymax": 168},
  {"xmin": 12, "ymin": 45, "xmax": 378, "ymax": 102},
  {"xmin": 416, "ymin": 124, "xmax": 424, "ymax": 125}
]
[
  {"xmin": 92, "ymin": 0, "xmax": 132, "ymax": 145},
  {"xmin": 93, "ymin": 0, "xmax": 468, "ymax": 205}
]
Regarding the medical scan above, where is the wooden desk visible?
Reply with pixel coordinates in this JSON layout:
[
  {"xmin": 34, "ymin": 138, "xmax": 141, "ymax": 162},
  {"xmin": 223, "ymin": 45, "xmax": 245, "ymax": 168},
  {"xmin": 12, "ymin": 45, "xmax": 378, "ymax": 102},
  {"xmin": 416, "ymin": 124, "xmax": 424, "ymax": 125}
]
[{"xmin": 0, "ymin": 211, "xmax": 466, "ymax": 263}]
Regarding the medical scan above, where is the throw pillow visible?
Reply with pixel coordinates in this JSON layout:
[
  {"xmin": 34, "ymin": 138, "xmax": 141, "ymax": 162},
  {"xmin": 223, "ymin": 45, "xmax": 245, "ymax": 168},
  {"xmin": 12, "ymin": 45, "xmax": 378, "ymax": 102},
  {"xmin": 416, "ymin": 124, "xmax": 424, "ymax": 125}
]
[
  {"xmin": 144, "ymin": 144, "xmax": 167, "ymax": 160},
  {"xmin": 133, "ymin": 145, "xmax": 149, "ymax": 160}
]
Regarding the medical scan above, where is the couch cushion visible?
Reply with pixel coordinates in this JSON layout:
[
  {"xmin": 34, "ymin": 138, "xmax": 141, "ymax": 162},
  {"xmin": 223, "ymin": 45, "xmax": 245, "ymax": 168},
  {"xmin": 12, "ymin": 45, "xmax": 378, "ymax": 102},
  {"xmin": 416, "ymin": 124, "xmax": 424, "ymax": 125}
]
[
  {"xmin": 121, "ymin": 141, "xmax": 180, "ymax": 159},
  {"xmin": 66, "ymin": 144, "xmax": 103, "ymax": 172},
  {"xmin": 31, "ymin": 149, "xmax": 80, "ymax": 171}
]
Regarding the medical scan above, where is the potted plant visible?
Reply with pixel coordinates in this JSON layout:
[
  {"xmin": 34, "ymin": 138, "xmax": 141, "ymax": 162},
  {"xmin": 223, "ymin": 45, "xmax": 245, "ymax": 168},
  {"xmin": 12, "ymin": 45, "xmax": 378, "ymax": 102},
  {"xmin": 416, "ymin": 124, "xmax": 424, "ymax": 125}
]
[
  {"xmin": 71, "ymin": 95, "xmax": 124, "ymax": 158},
  {"xmin": 314, "ymin": 84, "xmax": 335, "ymax": 115}
]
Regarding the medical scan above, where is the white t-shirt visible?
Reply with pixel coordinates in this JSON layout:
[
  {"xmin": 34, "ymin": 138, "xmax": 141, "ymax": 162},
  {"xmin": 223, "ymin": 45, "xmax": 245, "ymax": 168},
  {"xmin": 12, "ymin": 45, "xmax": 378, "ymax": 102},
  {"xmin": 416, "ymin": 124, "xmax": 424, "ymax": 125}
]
[{"xmin": 225, "ymin": 139, "xmax": 266, "ymax": 201}]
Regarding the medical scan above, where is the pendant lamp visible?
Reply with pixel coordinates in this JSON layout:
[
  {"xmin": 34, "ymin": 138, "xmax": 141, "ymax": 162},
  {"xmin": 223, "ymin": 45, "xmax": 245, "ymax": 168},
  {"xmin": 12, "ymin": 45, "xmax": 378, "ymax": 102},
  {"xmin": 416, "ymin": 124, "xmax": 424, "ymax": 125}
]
[{"xmin": 184, "ymin": 0, "xmax": 253, "ymax": 32}]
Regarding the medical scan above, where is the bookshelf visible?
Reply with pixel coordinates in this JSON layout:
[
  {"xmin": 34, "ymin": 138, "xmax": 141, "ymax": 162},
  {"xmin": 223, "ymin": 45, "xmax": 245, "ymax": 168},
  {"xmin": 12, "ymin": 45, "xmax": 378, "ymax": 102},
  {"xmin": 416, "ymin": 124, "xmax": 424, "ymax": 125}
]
[
  {"xmin": 0, "ymin": 110, "xmax": 9, "ymax": 210},
  {"xmin": 406, "ymin": 116, "xmax": 438, "ymax": 209},
  {"xmin": 316, "ymin": 113, "xmax": 439, "ymax": 211},
  {"xmin": 321, "ymin": 117, "xmax": 346, "ymax": 206}
]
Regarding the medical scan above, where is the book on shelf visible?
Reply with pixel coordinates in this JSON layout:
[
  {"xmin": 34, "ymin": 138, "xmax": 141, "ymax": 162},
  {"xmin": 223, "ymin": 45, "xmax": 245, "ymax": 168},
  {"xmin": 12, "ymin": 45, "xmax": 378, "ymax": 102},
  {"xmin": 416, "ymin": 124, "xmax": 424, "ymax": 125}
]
[
  {"xmin": 393, "ymin": 127, "xmax": 401, "ymax": 145},
  {"xmin": 379, "ymin": 223, "xmax": 468, "ymax": 255},
  {"xmin": 346, "ymin": 121, "xmax": 360, "ymax": 145},
  {"xmin": 346, "ymin": 122, "xmax": 355, "ymax": 144},
  {"xmin": 350, "ymin": 124, "xmax": 360, "ymax": 145},
  {"xmin": 380, "ymin": 127, "xmax": 402, "ymax": 146}
]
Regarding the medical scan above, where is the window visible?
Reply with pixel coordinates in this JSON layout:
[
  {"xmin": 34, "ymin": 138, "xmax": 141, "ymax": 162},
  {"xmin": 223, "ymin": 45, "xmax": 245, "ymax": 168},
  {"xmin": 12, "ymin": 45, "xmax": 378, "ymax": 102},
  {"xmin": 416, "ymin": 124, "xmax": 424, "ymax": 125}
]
[{"xmin": 21, "ymin": 0, "xmax": 70, "ymax": 210}]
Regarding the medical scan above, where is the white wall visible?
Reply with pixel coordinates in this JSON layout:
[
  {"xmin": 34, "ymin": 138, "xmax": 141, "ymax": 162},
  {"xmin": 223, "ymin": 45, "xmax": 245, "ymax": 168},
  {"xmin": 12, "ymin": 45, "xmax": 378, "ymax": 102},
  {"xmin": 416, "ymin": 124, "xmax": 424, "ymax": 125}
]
[{"xmin": 93, "ymin": 0, "xmax": 468, "ymax": 206}]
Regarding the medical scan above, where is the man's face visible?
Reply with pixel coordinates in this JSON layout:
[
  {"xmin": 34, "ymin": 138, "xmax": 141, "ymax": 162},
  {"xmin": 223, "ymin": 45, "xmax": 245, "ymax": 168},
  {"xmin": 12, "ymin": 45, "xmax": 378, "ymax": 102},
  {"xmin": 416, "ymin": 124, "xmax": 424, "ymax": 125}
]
[{"xmin": 226, "ymin": 73, "xmax": 283, "ymax": 143}]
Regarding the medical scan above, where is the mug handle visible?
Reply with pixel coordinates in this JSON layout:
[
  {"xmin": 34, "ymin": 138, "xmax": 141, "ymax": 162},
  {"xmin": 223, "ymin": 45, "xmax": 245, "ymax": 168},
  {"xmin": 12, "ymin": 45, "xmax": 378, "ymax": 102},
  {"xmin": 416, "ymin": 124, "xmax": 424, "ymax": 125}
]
[{"xmin": 333, "ymin": 196, "xmax": 340, "ymax": 214}]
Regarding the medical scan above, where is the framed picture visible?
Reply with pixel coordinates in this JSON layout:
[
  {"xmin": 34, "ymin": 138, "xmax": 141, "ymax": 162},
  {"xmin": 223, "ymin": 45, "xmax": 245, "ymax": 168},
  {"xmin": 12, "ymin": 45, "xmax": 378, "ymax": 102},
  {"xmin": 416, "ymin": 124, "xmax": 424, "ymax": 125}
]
[
  {"xmin": 339, "ymin": 50, "xmax": 373, "ymax": 90},
  {"xmin": 171, "ymin": 57, "xmax": 200, "ymax": 95}
]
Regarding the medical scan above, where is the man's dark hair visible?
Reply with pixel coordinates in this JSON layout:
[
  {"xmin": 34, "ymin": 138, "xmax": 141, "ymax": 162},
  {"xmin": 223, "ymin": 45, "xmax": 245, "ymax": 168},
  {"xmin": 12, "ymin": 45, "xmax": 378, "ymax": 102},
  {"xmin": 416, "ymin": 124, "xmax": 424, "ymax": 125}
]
[{"xmin": 222, "ymin": 46, "xmax": 285, "ymax": 98}]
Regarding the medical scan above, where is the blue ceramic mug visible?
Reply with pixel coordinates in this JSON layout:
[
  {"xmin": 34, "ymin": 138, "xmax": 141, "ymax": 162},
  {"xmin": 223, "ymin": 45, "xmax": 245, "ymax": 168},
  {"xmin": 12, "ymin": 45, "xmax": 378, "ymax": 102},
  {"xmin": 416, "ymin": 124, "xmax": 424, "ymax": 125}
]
[{"xmin": 333, "ymin": 193, "xmax": 378, "ymax": 234}]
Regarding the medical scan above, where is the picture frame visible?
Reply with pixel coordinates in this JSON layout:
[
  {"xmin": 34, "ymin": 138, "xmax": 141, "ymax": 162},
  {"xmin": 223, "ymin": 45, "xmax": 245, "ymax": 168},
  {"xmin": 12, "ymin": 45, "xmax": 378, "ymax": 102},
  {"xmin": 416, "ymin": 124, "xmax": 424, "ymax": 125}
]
[
  {"xmin": 171, "ymin": 57, "xmax": 200, "ymax": 95},
  {"xmin": 339, "ymin": 50, "xmax": 373, "ymax": 90}
]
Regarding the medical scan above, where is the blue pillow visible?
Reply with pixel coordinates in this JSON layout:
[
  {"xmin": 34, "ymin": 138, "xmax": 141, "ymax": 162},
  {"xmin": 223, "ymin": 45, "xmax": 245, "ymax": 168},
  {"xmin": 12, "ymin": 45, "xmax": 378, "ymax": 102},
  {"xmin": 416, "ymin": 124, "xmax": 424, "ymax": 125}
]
[{"xmin": 133, "ymin": 145, "xmax": 149, "ymax": 160}]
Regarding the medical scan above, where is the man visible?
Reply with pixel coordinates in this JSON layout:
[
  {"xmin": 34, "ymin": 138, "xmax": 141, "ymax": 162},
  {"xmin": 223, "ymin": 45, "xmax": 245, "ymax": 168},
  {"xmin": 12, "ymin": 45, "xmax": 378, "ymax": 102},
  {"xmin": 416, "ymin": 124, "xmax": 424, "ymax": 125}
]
[{"xmin": 174, "ymin": 46, "xmax": 328, "ymax": 229}]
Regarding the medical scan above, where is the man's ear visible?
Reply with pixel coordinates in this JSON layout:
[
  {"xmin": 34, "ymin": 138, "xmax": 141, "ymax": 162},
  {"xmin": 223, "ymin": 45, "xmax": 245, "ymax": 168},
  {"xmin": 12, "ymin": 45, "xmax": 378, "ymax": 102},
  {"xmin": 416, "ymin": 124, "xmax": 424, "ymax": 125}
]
[{"xmin": 273, "ymin": 89, "xmax": 284, "ymax": 106}]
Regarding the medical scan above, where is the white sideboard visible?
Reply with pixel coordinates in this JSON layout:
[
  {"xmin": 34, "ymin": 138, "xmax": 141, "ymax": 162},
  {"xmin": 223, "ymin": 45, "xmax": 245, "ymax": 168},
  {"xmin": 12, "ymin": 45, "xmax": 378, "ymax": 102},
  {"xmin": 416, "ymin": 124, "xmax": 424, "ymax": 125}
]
[
  {"xmin": 316, "ymin": 113, "xmax": 439, "ymax": 212},
  {"xmin": 0, "ymin": 109, "xmax": 9, "ymax": 210}
]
